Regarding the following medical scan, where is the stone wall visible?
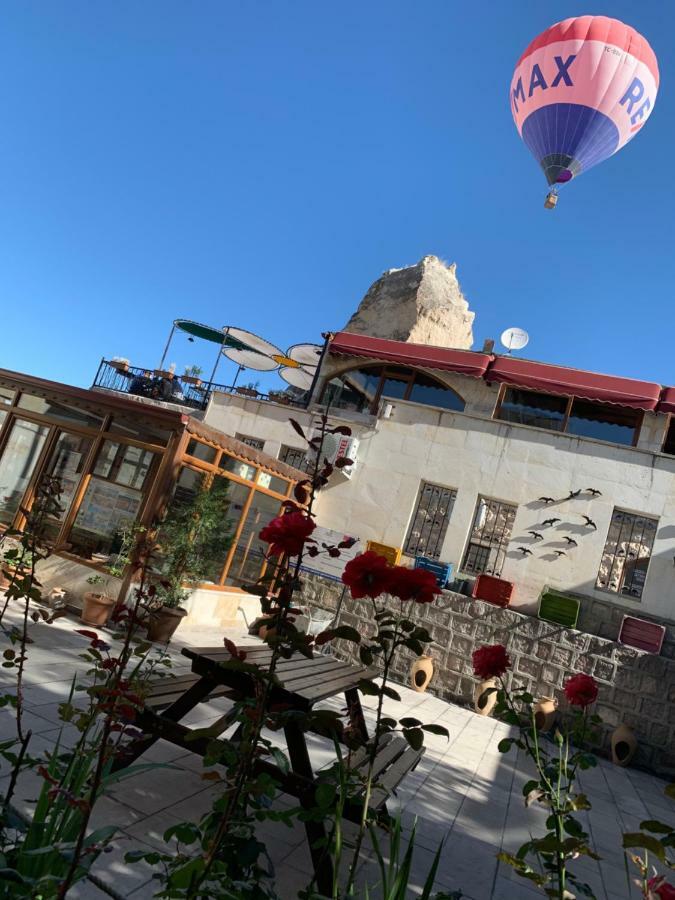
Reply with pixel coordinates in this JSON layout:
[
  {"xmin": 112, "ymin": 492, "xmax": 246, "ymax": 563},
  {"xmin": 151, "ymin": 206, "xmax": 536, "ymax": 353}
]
[
  {"xmin": 298, "ymin": 572, "xmax": 675, "ymax": 778},
  {"xmin": 577, "ymin": 592, "xmax": 675, "ymax": 660}
]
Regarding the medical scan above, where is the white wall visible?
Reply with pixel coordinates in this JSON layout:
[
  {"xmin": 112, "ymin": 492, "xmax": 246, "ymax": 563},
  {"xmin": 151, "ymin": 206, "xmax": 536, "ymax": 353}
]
[{"xmin": 203, "ymin": 382, "xmax": 675, "ymax": 622}]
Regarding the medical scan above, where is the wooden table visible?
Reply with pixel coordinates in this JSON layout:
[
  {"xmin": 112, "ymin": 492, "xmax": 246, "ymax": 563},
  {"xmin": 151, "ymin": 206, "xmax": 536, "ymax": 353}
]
[{"xmin": 117, "ymin": 644, "xmax": 380, "ymax": 894}]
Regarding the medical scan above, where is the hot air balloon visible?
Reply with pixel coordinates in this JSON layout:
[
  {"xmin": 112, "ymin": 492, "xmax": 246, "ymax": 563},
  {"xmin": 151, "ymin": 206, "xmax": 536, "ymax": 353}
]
[{"xmin": 510, "ymin": 16, "xmax": 659, "ymax": 208}]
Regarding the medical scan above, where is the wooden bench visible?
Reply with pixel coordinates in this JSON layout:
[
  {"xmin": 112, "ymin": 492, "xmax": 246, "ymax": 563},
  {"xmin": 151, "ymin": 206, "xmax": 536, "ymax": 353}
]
[
  {"xmin": 143, "ymin": 673, "xmax": 235, "ymax": 710},
  {"xmin": 344, "ymin": 732, "xmax": 425, "ymax": 814}
]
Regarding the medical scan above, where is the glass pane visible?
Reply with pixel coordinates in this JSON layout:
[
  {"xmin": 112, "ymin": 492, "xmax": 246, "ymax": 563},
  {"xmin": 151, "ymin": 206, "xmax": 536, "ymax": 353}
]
[
  {"xmin": 234, "ymin": 434, "xmax": 265, "ymax": 451},
  {"xmin": 93, "ymin": 440, "xmax": 155, "ymax": 490},
  {"xmin": 321, "ymin": 367, "xmax": 383, "ymax": 413},
  {"xmin": 201, "ymin": 478, "xmax": 250, "ymax": 583},
  {"xmin": 68, "ymin": 479, "xmax": 144, "ymax": 560},
  {"xmin": 596, "ymin": 509, "xmax": 657, "ymax": 599},
  {"xmin": 408, "ymin": 375, "xmax": 465, "ymax": 411},
  {"xmin": 224, "ymin": 491, "xmax": 283, "ymax": 588},
  {"xmin": 461, "ymin": 497, "xmax": 517, "ymax": 577},
  {"xmin": 109, "ymin": 416, "xmax": 172, "ymax": 446},
  {"xmin": 497, "ymin": 388, "xmax": 566, "ymax": 430},
  {"xmin": 0, "ymin": 419, "xmax": 50, "ymax": 526},
  {"xmin": 17, "ymin": 393, "xmax": 104, "ymax": 429},
  {"xmin": 41, "ymin": 432, "xmax": 94, "ymax": 542},
  {"xmin": 566, "ymin": 399, "xmax": 638, "ymax": 445},
  {"xmin": 279, "ymin": 446, "xmax": 306, "ymax": 469},
  {"xmin": 0, "ymin": 387, "xmax": 15, "ymax": 406},
  {"xmin": 256, "ymin": 471, "xmax": 289, "ymax": 494},
  {"xmin": 380, "ymin": 373, "xmax": 410, "ymax": 400},
  {"xmin": 663, "ymin": 419, "xmax": 675, "ymax": 456},
  {"xmin": 186, "ymin": 439, "xmax": 218, "ymax": 463},
  {"xmin": 220, "ymin": 454, "xmax": 256, "ymax": 481}
]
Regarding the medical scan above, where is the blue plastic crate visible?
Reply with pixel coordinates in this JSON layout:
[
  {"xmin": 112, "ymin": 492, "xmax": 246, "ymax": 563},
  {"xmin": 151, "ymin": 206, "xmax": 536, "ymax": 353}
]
[{"xmin": 414, "ymin": 556, "xmax": 453, "ymax": 589}]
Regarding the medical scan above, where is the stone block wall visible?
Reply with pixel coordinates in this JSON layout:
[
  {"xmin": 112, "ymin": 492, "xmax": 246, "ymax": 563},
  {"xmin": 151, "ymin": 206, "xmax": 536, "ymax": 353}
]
[
  {"xmin": 298, "ymin": 572, "xmax": 675, "ymax": 778},
  {"xmin": 576, "ymin": 593, "xmax": 675, "ymax": 660}
]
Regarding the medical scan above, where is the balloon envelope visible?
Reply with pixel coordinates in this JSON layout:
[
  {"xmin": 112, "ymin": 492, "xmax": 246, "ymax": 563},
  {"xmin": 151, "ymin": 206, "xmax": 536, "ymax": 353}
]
[{"xmin": 511, "ymin": 16, "xmax": 659, "ymax": 185}]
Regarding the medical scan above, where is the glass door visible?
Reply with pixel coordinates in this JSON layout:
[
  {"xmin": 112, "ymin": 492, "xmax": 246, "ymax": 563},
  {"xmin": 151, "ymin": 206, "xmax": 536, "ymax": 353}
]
[{"xmin": 41, "ymin": 431, "xmax": 94, "ymax": 543}]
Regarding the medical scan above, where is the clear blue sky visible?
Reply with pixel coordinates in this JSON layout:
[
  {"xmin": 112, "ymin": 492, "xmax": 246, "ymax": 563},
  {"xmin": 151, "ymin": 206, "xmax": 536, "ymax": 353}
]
[{"xmin": 0, "ymin": 2, "xmax": 671, "ymax": 391}]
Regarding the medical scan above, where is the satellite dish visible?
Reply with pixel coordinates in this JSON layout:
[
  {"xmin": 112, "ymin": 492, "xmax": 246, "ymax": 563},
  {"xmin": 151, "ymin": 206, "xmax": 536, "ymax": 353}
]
[{"xmin": 500, "ymin": 327, "xmax": 529, "ymax": 353}]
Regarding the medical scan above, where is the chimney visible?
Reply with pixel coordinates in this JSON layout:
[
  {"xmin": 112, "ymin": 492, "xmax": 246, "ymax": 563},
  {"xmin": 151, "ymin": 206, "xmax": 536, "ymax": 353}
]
[{"xmin": 482, "ymin": 338, "xmax": 495, "ymax": 354}]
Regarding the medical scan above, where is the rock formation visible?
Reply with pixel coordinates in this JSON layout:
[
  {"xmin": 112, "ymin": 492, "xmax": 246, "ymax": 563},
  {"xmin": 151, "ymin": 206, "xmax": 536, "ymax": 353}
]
[{"xmin": 342, "ymin": 255, "xmax": 474, "ymax": 349}]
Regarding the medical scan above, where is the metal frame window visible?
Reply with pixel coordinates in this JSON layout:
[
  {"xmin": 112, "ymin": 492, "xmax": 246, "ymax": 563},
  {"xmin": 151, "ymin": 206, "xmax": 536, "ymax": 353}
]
[
  {"xmin": 462, "ymin": 496, "xmax": 517, "ymax": 577},
  {"xmin": 279, "ymin": 445, "xmax": 307, "ymax": 469},
  {"xmin": 596, "ymin": 509, "xmax": 657, "ymax": 599},
  {"xmin": 235, "ymin": 433, "xmax": 265, "ymax": 451},
  {"xmin": 321, "ymin": 365, "xmax": 465, "ymax": 415},
  {"xmin": 404, "ymin": 482, "xmax": 457, "ymax": 559}
]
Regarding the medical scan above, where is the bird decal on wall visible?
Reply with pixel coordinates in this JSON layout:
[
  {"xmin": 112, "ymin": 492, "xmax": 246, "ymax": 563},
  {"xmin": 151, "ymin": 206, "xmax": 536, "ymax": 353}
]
[
  {"xmin": 538, "ymin": 496, "xmax": 556, "ymax": 504},
  {"xmin": 527, "ymin": 531, "xmax": 544, "ymax": 541},
  {"xmin": 585, "ymin": 488, "xmax": 602, "ymax": 497},
  {"xmin": 563, "ymin": 537, "xmax": 578, "ymax": 547},
  {"xmin": 554, "ymin": 550, "xmax": 567, "ymax": 557},
  {"xmin": 582, "ymin": 516, "xmax": 598, "ymax": 530},
  {"xmin": 566, "ymin": 489, "xmax": 582, "ymax": 500},
  {"xmin": 542, "ymin": 518, "xmax": 561, "ymax": 527},
  {"xmin": 517, "ymin": 546, "xmax": 534, "ymax": 556}
]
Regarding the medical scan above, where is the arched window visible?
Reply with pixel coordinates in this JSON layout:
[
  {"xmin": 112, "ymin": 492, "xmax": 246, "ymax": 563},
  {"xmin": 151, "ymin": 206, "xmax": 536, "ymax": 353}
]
[{"xmin": 321, "ymin": 365, "xmax": 465, "ymax": 414}]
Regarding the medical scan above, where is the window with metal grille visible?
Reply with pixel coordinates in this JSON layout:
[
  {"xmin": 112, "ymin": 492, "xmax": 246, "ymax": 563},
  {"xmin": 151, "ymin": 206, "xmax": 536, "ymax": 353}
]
[
  {"xmin": 279, "ymin": 445, "xmax": 307, "ymax": 469},
  {"xmin": 235, "ymin": 433, "xmax": 265, "ymax": 452},
  {"xmin": 462, "ymin": 497, "xmax": 517, "ymax": 577},
  {"xmin": 404, "ymin": 482, "xmax": 457, "ymax": 560},
  {"xmin": 596, "ymin": 509, "xmax": 657, "ymax": 599}
]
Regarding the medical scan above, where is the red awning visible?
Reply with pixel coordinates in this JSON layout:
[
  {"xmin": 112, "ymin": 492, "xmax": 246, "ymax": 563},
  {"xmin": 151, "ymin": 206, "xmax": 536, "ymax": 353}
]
[
  {"xmin": 328, "ymin": 332, "xmax": 491, "ymax": 378},
  {"xmin": 486, "ymin": 357, "xmax": 661, "ymax": 411},
  {"xmin": 657, "ymin": 387, "xmax": 675, "ymax": 415}
]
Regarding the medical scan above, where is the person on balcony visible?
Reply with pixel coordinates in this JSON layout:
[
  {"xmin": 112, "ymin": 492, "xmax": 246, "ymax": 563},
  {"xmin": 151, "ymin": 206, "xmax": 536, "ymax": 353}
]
[{"xmin": 129, "ymin": 371, "xmax": 152, "ymax": 397}]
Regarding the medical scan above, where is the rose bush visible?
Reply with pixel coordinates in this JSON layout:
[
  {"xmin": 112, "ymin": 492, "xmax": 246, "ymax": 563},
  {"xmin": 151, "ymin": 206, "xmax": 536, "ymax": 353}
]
[
  {"xmin": 564, "ymin": 672, "xmax": 599, "ymax": 708},
  {"xmin": 472, "ymin": 643, "xmax": 511, "ymax": 680},
  {"xmin": 259, "ymin": 509, "xmax": 315, "ymax": 556}
]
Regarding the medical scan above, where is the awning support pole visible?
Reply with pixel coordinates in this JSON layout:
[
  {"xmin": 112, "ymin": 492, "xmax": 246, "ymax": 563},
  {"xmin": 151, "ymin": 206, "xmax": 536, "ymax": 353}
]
[{"xmin": 158, "ymin": 323, "xmax": 176, "ymax": 371}]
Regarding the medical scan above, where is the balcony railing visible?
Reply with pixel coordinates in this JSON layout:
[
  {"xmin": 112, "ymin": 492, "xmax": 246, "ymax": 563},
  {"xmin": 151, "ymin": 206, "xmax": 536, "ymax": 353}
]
[{"xmin": 92, "ymin": 360, "xmax": 305, "ymax": 411}]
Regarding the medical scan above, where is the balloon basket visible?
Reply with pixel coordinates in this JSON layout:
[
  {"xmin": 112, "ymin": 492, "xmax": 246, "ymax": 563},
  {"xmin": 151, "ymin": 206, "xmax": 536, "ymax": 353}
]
[{"xmin": 544, "ymin": 190, "xmax": 558, "ymax": 210}]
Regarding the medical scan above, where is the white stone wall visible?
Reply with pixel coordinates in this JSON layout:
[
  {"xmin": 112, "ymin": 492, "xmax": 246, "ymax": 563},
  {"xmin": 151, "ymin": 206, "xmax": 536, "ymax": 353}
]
[{"xmin": 204, "ymin": 385, "xmax": 675, "ymax": 623}]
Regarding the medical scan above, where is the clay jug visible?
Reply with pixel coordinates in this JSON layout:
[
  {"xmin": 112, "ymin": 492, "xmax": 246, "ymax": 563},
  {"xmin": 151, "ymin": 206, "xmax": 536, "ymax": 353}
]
[
  {"xmin": 411, "ymin": 655, "xmax": 433, "ymax": 693},
  {"xmin": 534, "ymin": 697, "xmax": 558, "ymax": 732},
  {"xmin": 474, "ymin": 678, "xmax": 498, "ymax": 716},
  {"xmin": 611, "ymin": 724, "xmax": 637, "ymax": 767}
]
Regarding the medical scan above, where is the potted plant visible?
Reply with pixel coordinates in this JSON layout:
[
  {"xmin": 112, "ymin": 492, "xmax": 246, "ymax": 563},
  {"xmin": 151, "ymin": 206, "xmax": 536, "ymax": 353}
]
[
  {"xmin": 269, "ymin": 390, "xmax": 290, "ymax": 405},
  {"xmin": 147, "ymin": 478, "xmax": 233, "ymax": 643},
  {"xmin": 1, "ymin": 547, "xmax": 35, "ymax": 589},
  {"xmin": 81, "ymin": 573, "xmax": 116, "ymax": 626},
  {"xmin": 110, "ymin": 357, "xmax": 130, "ymax": 372},
  {"xmin": 182, "ymin": 364, "xmax": 203, "ymax": 387},
  {"xmin": 235, "ymin": 381, "xmax": 260, "ymax": 398}
]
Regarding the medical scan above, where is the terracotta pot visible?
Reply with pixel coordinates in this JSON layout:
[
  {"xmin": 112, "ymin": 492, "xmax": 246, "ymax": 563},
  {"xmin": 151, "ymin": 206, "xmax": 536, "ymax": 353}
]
[
  {"xmin": 147, "ymin": 605, "xmax": 187, "ymax": 642},
  {"xmin": 182, "ymin": 376, "xmax": 202, "ymax": 386},
  {"xmin": 474, "ymin": 678, "xmax": 498, "ymax": 716},
  {"xmin": 534, "ymin": 697, "xmax": 558, "ymax": 732},
  {"xmin": 611, "ymin": 723, "xmax": 637, "ymax": 767},
  {"xmin": 110, "ymin": 361, "xmax": 129, "ymax": 372},
  {"xmin": 81, "ymin": 592, "xmax": 115, "ymax": 627},
  {"xmin": 411, "ymin": 655, "xmax": 433, "ymax": 693}
]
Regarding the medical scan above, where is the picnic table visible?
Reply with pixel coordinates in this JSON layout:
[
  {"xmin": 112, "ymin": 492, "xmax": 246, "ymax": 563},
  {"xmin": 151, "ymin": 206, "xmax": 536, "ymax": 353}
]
[{"xmin": 115, "ymin": 644, "xmax": 424, "ymax": 894}]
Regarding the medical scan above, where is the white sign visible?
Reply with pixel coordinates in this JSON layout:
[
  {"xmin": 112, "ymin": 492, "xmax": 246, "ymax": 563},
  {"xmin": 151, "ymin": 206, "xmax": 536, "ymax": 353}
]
[{"xmin": 299, "ymin": 524, "xmax": 362, "ymax": 582}]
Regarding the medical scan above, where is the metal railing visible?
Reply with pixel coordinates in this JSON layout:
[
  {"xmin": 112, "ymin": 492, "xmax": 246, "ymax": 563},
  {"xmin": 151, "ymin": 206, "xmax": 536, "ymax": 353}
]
[{"xmin": 92, "ymin": 360, "xmax": 305, "ymax": 411}]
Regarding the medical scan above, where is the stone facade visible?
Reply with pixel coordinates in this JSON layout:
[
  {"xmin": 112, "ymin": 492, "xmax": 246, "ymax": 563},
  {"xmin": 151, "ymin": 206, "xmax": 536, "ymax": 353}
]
[
  {"xmin": 298, "ymin": 571, "xmax": 675, "ymax": 777},
  {"xmin": 342, "ymin": 255, "xmax": 475, "ymax": 349}
]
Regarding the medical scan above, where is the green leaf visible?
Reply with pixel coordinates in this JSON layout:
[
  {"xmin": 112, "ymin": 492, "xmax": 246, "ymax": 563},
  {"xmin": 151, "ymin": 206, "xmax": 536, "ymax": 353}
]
[
  {"xmin": 164, "ymin": 822, "xmax": 201, "ymax": 845},
  {"xmin": 421, "ymin": 723, "xmax": 449, "ymax": 738},
  {"xmin": 380, "ymin": 717, "xmax": 397, "ymax": 730},
  {"xmin": 403, "ymin": 638, "xmax": 424, "ymax": 656},
  {"xmin": 315, "ymin": 783, "xmax": 337, "ymax": 809},
  {"xmin": 83, "ymin": 825, "xmax": 117, "ymax": 848},
  {"xmin": 381, "ymin": 685, "xmax": 401, "ymax": 701},
  {"xmin": 498, "ymin": 738, "xmax": 514, "ymax": 753},
  {"xmin": 664, "ymin": 783, "xmax": 675, "ymax": 801},
  {"xmin": 402, "ymin": 728, "xmax": 424, "ymax": 751},
  {"xmin": 359, "ymin": 646, "xmax": 374, "ymax": 666},
  {"xmin": 522, "ymin": 780, "xmax": 540, "ymax": 797},
  {"xmin": 358, "ymin": 679, "xmax": 380, "ymax": 696},
  {"xmin": 399, "ymin": 717, "xmax": 422, "ymax": 728},
  {"xmin": 639, "ymin": 820, "xmax": 673, "ymax": 835},
  {"xmin": 270, "ymin": 747, "xmax": 290, "ymax": 775},
  {"xmin": 622, "ymin": 833, "xmax": 666, "ymax": 861},
  {"xmin": 563, "ymin": 817, "xmax": 585, "ymax": 838},
  {"xmin": 332, "ymin": 625, "xmax": 361, "ymax": 643},
  {"xmin": 569, "ymin": 794, "xmax": 592, "ymax": 811}
]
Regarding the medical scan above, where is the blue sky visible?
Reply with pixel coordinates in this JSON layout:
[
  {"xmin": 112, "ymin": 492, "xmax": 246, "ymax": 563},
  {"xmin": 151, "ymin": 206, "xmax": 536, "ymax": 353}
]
[{"xmin": 0, "ymin": 2, "xmax": 671, "ymax": 392}]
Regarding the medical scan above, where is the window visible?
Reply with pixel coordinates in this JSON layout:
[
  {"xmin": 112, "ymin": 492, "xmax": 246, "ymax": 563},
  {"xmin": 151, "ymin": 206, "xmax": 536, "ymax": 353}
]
[
  {"xmin": 279, "ymin": 445, "xmax": 307, "ymax": 469},
  {"xmin": 41, "ymin": 432, "xmax": 94, "ymax": 542},
  {"xmin": 596, "ymin": 509, "xmax": 657, "ymax": 599},
  {"xmin": 404, "ymin": 482, "xmax": 457, "ymax": 559},
  {"xmin": 17, "ymin": 393, "xmax": 104, "ymax": 430},
  {"xmin": 495, "ymin": 388, "xmax": 641, "ymax": 446},
  {"xmin": 497, "ymin": 388, "xmax": 567, "ymax": 431},
  {"xmin": 220, "ymin": 454, "xmax": 256, "ymax": 481},
  {"xmin": 462, "ymin": 497, "xmax": 517, "ymax": 577},
  {"xmin": 321, "ymin": 365, "xmax": 464, "ymax": 415},
  {"xmin": 93, "ymin": 441, "xmax": 155, "ymax": 490},
  {"xmin": 224, "ymin": 491, "xmax": 282, "ymax": 588},
  {"xmin": 566, "ymin": 399, "xmax": 639, "ymax": 446},
  {"xmin": 663, "ymin": 418, "xmax": 675, "ymax": 456},
  {"xmin": 0, "ymin": 419, "xmax": 50, "ymax": 526},
  {"xmin": 0, "ymin": 387, "xmax": 15, "ymax": 406},
  {"xmin": 235, "ymin": 434, "xmax": 265, "ymax": 451},
  {"xmin": 256, "ymin": 471, "xmax": 289, "ymax": 493},
  {"xmin": 186, "ymin": 439, "xmax": 218, "ymax": 464},
  {"xmin": 109, "ymin": 416, "xmax": 172, "ymax": 446}
]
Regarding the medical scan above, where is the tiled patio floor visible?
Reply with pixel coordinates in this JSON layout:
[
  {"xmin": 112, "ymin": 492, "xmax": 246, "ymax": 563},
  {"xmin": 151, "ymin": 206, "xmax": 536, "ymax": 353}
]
[{"xmin": 1, "ymin": 610, "xmax": 672, "ymax": 898}]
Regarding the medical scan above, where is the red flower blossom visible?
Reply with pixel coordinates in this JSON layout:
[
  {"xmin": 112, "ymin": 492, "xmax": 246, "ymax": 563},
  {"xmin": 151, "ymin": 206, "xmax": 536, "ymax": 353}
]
[
  {"xmin": 341, "ymin": 551, "xmax": 392, "ymax": 599},
  {"xmin": 648, "ymin": 877, "xmax": 675, "ymax": 900},
  {"xmin": 472, "ymin": 644, "xmax": 511, "ymax": 680},
  {"xmin": 563, "ymin": 673, "xmax": 599, "ymax": 708},
  {"xmin": 388, "ymin": 566, "xmax": 440, "ymax": 604},
  {"xmin": 259, "ymin": 510, "xmax": 315, "ymax": 557}
]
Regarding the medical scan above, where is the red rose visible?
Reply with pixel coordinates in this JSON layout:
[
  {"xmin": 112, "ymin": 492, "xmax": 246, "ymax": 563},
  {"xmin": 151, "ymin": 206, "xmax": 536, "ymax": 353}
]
[
  {"xmin": 563, "ymin": 673, "xmax": 598, "ymax": 708},
  {"xmin": 259, "ymin": 511, "xmax": 315, "ymax": 557},
  {"xmin": 472, "ymin": 644, "xmax": 511, "ymax": 680},
  {"xmin": 342, "ymin": 551, "xmax": 392, "ymax": 599},
  {"xmin": 648, "ymin": 877, "xmax": 675, "ymax": 900},
  {"xmin": 388, "ymin": 567, "xmax": 440, "ymax": 604}
]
